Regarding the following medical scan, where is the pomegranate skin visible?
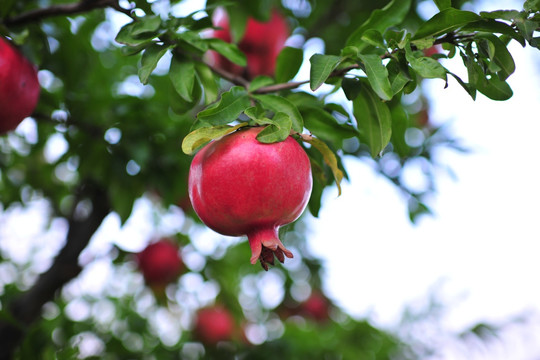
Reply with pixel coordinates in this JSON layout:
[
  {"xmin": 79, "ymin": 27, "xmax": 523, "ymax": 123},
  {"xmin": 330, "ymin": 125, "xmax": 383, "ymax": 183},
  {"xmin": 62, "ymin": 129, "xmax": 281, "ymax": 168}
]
[
  {"xmin": 210, "ymin": 10, "xmax": 289, "ymax": 79},
  {"xmin": 0, "ymin": 37, "xmax": 40, "ymax": 134},
  {"xmin": 194, "ymin": 306, "xmax": 235, "ymax": 345},
  {"xmin": 136, "ymin": 239, "xmax": 183, "ymax": 288},
  {"xmin": 188, "ymin": 127, "xmax": 312, "ymax": 269}
]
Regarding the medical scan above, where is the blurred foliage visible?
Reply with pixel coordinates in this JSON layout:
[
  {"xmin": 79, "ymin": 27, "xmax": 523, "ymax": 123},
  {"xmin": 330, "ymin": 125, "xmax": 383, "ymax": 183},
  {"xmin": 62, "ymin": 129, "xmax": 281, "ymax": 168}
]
[{"xmin": 1, "ymin": 0, "xmax": 539, "ymax": 358}]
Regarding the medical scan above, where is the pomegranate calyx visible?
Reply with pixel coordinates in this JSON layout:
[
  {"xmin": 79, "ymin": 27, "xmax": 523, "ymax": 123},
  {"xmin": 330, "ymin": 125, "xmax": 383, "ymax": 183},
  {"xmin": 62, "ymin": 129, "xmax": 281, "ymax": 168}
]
[{"xmin": 248, "ymin": 228, "xmax": 293, "ymax": 271}]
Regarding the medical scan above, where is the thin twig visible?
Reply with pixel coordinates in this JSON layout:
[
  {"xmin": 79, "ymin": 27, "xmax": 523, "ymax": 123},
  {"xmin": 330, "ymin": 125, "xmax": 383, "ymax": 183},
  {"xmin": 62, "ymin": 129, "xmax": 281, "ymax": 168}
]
[{"xmin": 3, "ymin": 0, "xmax": 132, "ymax": 26}]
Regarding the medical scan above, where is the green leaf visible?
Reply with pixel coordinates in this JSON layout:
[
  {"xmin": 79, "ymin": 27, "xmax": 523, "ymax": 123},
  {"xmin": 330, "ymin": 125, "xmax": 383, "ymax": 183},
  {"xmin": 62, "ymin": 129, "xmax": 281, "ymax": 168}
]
[
  {"xmin": 479, "ymin": 10, "xmax": 521, "ymax": 22},
  {"xmin": 249, "ymin": 76, "xmax": 274, "ymax": 92},
  {"xmin": 182, "ymin": 123, "xmax": 249, "ymax": 155},
  {"xmin": 464, "ymin": 54, "xmax": 512, "ymax": 100},
  {"xmin": 341, "ymin": 46, "xmax": 360, "ymax": 58},
  {"xmin": 405, "ymin": 43, "xmax": 447, "ymax": 81},
  {"xmin": 228, "ymin": 8, "xmax": 248, "ymax": 43},
  {"xmin": 115, "ymin": 17, "xmax": 162, "ymax": 46},
  {"xmin": 346, "ymin": 0, "xmax": 412, "ymax": 51},
  {"xmin": 256, "ymin": 113, "xmax": 293, "ymax": 143},
  {"xmin": 169, "ymin": 77, "xmax": 202, "ymax": 114},
  {"xmin": 110, "ymin": 181, "xmax": 136, "ymax": 224},
  {"xmin": 252, "ymin": 94, "xmax": 304, "ymax": 133},
  {"xmin": 475, "ymin": 33, "xmax": 515, "ymax": 80},
  {"xmin": 309, "ymin": 54, "xmax": 341, "ymax": 91},
  {"xmin": 131, "ymin": 16, "xmax": 162, "ymax": 36},
  {"xmin": 413, "ymin": 9, "xmax": 482, "ymax": 40},
  {"xmin": 342, "ymin": 77, "xmax": 363, "ymax": 100},
  {"xmin": 244, "ymin": 104, "xmax": 268, "ymax": 123},
  {"xmin": 195, "ymin": 63, "xmax": 218, "ymax": 104},
  {"xmin": 169, "ymin": 56, "xmax": 195, "ymax": 102},
  {"xmin": 139, "ymin": 43, "xmax": 169, "ymax": 84},
  {"xmin": 515, "ymin": 18, "xmax": 539, "ymax": 46},
  {"xmin": 275, "ymin": 47, "xmax": 304, "ymax": 83},
  {"xmin": 207, "ymin": 38, "xmax": 247, "ymax": 66},
  {"xmin": 461, "ymin": 19, "xmax": 525, "ymax": 46},
  {"xmin": 524, "ymin": 0, "xmax": 540, "ymax": 11},
  {"xmin": 301, "ymin": 107, "xmax": 359, "ymax": 147},
  {"xmin": 387, "ymin": 59, "xmax": 412, "ymax": 95},
  {"xmin": 360, "ymin": 29, "xmax": 386, "ymax": 49},
  {"xmin": 197, "ymin": 86, "xmax": 250, "ymax": 125},
  {"xmin": 177, "ymin": 31, "xmax": 209, "ymax": 53},
  {"xmin": 303, "ymin": 137, "xmax": 344, "ymax": 196},
  {"xmin": 433, "ymin": 0, "xmax": 452, "ymax": 11},
  {"xmin": 358, "ymin": 54, "xmax": 393, "ymax": 100},
  {"xmin": 478, "ymin": 76, "xmax": 513, "ymax": 100},
  {"xmin": 352, "ymin": 81, "xmax": 392, "ymax": 157},
  {"xmin": 448, "ymin": 71, "xmax": 476, "ymax": 100}
]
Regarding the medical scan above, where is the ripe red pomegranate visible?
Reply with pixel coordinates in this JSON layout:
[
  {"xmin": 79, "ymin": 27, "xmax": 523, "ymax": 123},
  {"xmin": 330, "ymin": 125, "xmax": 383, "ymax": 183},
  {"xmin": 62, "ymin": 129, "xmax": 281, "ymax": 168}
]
[
  {"xmin": 299, "ymin": 292, "xmax": 331, "ymax": 322},
  {"xmin": 210, "ymin": 9, "xmax": 289, "ymax": 79},
  {"xmin": 194, "ymin": 306, "xmax": 235, "ymax": 345},
  {"xmin": 0, "ymin": 37, "xmax": 40, "ymax": 134},
  {"xmin": 423, "ymin": 44, "xmax": 442, "ymax": 58},
  {"xmin": 136, "ymin": 239, "xmax": 183, "ymax": 288},
  {"xmin": 188, "ymin": 127, "xmax": 312, "ymax": 270}
]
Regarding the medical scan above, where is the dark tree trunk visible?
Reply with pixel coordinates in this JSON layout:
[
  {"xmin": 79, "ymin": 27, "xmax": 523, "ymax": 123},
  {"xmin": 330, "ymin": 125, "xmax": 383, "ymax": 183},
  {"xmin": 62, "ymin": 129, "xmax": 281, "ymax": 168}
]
[{"xmin": 0, "ymin": 183, "xmax": 110, "ymax": 360}]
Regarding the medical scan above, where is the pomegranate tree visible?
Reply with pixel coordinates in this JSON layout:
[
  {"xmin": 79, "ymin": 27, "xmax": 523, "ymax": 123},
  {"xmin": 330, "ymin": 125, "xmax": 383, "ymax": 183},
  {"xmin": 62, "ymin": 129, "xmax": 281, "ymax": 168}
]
[
  {"xmin": 0, "ymin": 37, "xmax": 40, "ymax": 134},
  {"xmin": 136, "ymin": 239, "xmax": 183, "ymax": 288},
  {"xmin": 193, "ymin": 306, "xmax": 235, "ymax": 345},
  {"xmin": 188, "ymin": 127, "xmax": 312, "ymax": 270},
  {"xmin": 210, "ymin": 10, "xmax": 289, "ymax": 79}
]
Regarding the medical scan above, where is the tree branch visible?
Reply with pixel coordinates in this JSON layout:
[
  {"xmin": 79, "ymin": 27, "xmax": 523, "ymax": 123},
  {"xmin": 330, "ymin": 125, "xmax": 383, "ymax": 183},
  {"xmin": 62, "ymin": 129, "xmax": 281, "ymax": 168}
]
[
  {"xmin": 0, "ymin": 181, "xmax": 110, "ymax": 360},
  {"xmin": 3, "ymin": 0, "xmax": 132, "ymax": 26}
]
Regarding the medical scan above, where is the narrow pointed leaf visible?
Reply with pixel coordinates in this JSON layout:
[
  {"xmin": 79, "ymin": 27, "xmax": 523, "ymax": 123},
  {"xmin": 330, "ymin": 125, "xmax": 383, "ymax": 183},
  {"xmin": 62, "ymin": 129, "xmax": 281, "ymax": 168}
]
[
  {"xmin": 413, "ymin": 9, "xmax": 481, "ymax": 40},
  {"xmin": 309, "ymin": 54, "xmax": 341, "ymax": 91},
  {"xmin": 353, "ymin": 83, "xmax": 392, "ymax": 157},
  {"xmin": 169, "ymin": 56, "xmax": 195, "ymax": 101},
  {"xmin": 256, "ymin": 113, "xmax": 292, "ymax": 143},
  {"xmin": 475, "ymin": 33, "xmax": 515, "ymax": 80},
  {"xmin": 139, "ymin": 43, "xmax": 169, "ymax": 84},
  {"xmin": 195, "ymin": 63, "xmax": 218, "ymax": 104},
  {"xmin": 359, "ymin": 54, "xmax": 393, "ymax": 100},
  {"xmin": 433, "ymin": 0, "xmax": 452, "ymax": 10},
  {"xmin": 182, "ymin": 123, "xmax": 249, "ymax": 155},
  {"xmin": 249, "ymin": 76, "xmax": 274, "ymax": 92},
  {"xmin": 461, "ymin": 19, "xmax": 525, "ymax": 46},
  {"xmin": 346, "ymin": 0, "xmax": 412, "ymax": 51},
  {"xmin": 207, "ymin": 38, "xmax": 246, "ymax": 66},
  {"xmin": 304, "ymin": 137, "xmax": 344, "ymax": 196},
  {"xmin": 252, "ymin": 94, "xmax": 304, "ymax": 132},
  {"xmin": 275, "ymin": 47, "xmax": 304, "ymax": 83},
  {"xmin": 405, "ymin": 43, "xmax": 447, "ymax": 80},
  {"xmin": 197, "ymin": 86, "xmax": 250, "ymax": 125}
]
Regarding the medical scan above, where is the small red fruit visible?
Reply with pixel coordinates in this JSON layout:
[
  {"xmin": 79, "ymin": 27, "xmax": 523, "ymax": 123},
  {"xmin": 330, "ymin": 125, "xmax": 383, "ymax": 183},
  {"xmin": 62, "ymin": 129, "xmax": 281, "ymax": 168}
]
[
  {"xmin": 210, "ymin": 10, "xmax": 289, "ymax": 79},
  {"xmin": 299, "ymin": 292, "xmax": 331, "ymax": 322},
  {"xmin": 136, "ymin": 239, "xmax": 183, "ymax": 288},
  {"xmin": 188, "ymin": 127, "xmax": 312, "ymax": 270},
  {"xmin": 0, "ymin": 37, "xmax": 40, "ymax": 134},
  {"xmin": 194, "ymin": 306, "xmax": 235, "ymax": 345},
  {"xmin": 422, "ymin": 44, "xmax": 442, "ymax": 58}
]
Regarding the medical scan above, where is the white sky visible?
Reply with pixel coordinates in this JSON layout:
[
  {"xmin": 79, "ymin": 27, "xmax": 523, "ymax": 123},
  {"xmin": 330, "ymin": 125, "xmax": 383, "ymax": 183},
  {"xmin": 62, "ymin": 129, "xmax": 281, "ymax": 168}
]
[{"xmin": 307, "ymin": 25, "xmax": 540, "ymax": 359}]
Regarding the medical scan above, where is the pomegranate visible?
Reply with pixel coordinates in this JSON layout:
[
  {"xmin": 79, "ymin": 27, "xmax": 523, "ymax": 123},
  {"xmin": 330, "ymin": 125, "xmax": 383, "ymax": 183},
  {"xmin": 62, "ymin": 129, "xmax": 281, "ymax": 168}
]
[
  {"xmin": 136, "ymin": 239, "xmax": 183, "ymax": 288},
  {"xmin": 188, "ymin": 127, "xmax": 312, "ymax": 270},
  {"xmin": 210, "ymin": 10, "xmax": 289, "ymax": 79},
  {"xmin": 0, "ymin": 37, "xmax": 40, "ymax": 134},
  {"xmin": 194, "ymin": 306, "xmax": 235, "ymax": 345},
  {"xmin": 299, "ymin": 292, "xmax": 331, "ymax": 322},
  {"xmin": 422, "ymin": 44, "xmax": 442, "ymax": 58}
]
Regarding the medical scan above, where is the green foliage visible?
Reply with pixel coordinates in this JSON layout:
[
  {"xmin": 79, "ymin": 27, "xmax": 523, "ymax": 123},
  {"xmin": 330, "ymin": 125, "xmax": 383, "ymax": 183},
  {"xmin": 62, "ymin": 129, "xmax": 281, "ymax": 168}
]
[{"xmin": 0, "ymin": 0, "xmax": 539, "ymax": 358}]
